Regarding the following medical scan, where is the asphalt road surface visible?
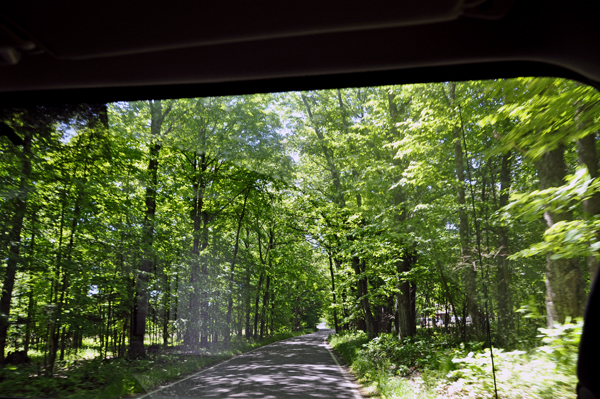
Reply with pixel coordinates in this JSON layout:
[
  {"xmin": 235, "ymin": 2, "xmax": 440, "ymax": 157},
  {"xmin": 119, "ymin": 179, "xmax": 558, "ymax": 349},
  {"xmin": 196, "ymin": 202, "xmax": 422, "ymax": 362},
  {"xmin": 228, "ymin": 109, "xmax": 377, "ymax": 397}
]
[{"xmin": 138, "ymin": 326, "xmax": 362, "ymax": 399}]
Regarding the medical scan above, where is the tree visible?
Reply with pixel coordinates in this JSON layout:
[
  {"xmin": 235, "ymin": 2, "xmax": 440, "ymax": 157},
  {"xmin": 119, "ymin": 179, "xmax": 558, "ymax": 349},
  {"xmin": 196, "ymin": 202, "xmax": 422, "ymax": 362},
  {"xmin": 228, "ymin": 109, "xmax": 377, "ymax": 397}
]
[
  {"xmin": 129, "ymin": 100, "xmax": 174, "ymax": 358},
  {"xmin": 0, "ymin": 104, "xmax": 107, "ymax": 365}
]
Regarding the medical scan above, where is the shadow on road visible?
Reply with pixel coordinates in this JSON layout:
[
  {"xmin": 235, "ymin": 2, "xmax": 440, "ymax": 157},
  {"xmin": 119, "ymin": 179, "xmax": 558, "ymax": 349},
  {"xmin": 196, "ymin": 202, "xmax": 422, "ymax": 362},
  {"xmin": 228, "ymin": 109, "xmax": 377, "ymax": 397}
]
[{"xmin": 143, "ymin": 329, "xmax": 360, "ymax": 399}]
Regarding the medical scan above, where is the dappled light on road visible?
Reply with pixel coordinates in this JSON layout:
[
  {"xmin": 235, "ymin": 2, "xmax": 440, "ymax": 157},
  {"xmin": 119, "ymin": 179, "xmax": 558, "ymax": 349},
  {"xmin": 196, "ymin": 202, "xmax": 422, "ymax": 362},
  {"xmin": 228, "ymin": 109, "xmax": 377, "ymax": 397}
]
[{"xmin": 144, "ymin": 329, "xmax": 360, "ymax": 398}]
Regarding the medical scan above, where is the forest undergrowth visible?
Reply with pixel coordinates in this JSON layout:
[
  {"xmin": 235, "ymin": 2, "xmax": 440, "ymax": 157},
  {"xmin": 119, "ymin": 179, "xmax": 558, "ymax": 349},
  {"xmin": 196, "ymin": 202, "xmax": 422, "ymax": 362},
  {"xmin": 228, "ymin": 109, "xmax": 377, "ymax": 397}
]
[
  {"xmin": 329, "ymin": 320, "xmax": 581, "ymax": 399},
  {"xmin": 0, "ymin": 329, "xmax": 315, "ymax": 399}
]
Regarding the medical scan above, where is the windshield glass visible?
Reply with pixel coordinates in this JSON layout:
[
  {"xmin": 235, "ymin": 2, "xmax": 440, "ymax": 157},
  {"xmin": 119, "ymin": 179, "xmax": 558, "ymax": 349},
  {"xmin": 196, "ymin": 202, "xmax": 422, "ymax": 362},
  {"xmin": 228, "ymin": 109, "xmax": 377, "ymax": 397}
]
[{"xmin": 0, "ymin": 77, "xmax": 598, "ymax": 399}]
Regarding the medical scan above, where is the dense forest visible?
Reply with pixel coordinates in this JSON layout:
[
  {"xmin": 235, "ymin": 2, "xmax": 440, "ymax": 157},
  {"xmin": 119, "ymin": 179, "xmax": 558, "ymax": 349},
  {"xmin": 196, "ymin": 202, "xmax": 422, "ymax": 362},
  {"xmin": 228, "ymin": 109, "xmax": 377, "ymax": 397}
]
[{"xmin": 0, "ymin": 78, "xmax": 599, "ymax": 395}]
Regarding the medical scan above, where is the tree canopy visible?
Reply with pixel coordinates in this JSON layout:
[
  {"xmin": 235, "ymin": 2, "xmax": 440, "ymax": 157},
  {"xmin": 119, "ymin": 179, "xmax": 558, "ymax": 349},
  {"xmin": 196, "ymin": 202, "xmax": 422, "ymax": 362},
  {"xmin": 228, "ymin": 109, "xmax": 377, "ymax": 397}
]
[{"xmin": 1, "ymin": 78, "xmax": 598, "ymax": 378}]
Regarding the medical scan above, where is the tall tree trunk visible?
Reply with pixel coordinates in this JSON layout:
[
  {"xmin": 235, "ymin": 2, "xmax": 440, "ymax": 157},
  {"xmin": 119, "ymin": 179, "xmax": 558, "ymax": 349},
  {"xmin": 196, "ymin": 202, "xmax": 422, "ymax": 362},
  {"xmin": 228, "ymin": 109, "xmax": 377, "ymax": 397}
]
[
  {"xmin": 245, "ymin": 302, "xmax": 252, "ymax": 339},
  {"xmin": 184, "ymin": 119, "xmax": 213, "ymax": 349},
  {"xmin": 244, "ymin": 258, "xmax": 252, "ymax": 339},
  {"xmin": 225, "ymin": 191, "xmax": 249, "ymax": 346},
  {"xmin": 129, "ymin": 142, "xmax": 159, "ymax": 357},
  {"xmin": 396, "ymin": 250, "xmax": 417, "ymax": 340},
  {"xmin": 47, "ymin": 200, "xmax": 65, "ymax": 374},
  {"xmin": 448, "ymin": 82, "xmax": 481, "ymax": 339},
  {"xmin": 328, "ymin": 255, "xmax": 339, "ymax": 332},
  {"xmin": 253, "ymin": 271, "xmax": 265, "ymax": 340},
  {"xmin": 496, "ymin": 151, "xmax": 514, "ymax": 346},
  {"xmin": 237, "ymin": 293, "xmax": 244, "ymax": 338},
  {"xmin": 49, "ymin": 196, "xmax": 82, "ymax": 372},
  {"xmin": 576, "ymin": 110, "xmax": 600, "ymax": 281},
  {"xmin": 537, "ymin": 145, "xmax": 587, "ymax": 326},
  {"xmin": 185, "ymin": 199, "xmax": 201, "ymax": 348},
  {"xmin": 0, "ymin": 132, "xmax": 32, "ymax": 364},
  {"xmin": 337, "ymin": 260, "xmax": 351, "ymax": 331},
  {"xmin": 59, "ymin": 326, "xmax": 67, "ymax": 361},
  {"xmin": 453, "ymin": 128, "xmax": 479, "ymax": 335},
  {"xmin": 353, "ymin": 258, "xmax": 377, "ymax": 338},
  {"xmin": 163, "ymin": 270, "xmax": 170, "ymax": 347},
  {"xmin": 129, "ymin": 100, "xmax": 170, "ymax": 358},
  {"xmin": 306, "ymin": 92, "xmax": 363, "ymax": 333},
  {"xmin": 389, "ymin": 92, "xmax": 417, "ymax": 340},
  {"xmin": 437, "ymin": 260, "xmax": 466, "ymax": 342},
  {"xmin": 24, "ymin": 287, "xmax": 34, "ymax": 354},
  {"xmin": 269, "ymin": 294, "xmax": 274, "ymax": 337},
  {"xmin": 199, "ymin": 211, "xmax": 210, "ymax": 348},
  {"xmin": 259, "ymin": 275, "xmax": 271, "ymax": 340}
]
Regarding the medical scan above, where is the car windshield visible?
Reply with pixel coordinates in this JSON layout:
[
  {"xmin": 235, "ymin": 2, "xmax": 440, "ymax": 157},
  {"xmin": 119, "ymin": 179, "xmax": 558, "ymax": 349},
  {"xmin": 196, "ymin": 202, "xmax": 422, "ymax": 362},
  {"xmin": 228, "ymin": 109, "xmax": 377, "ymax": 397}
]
[{"xmin": 0, "ymin": 77, "xmax": 598, "ymax": 399}]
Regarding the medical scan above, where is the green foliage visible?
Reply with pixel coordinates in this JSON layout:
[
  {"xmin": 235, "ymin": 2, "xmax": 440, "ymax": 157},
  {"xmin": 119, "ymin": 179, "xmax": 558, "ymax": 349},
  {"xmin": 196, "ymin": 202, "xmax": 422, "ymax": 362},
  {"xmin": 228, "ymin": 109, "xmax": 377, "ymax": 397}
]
[
  {"xmin": 515, "ymin": 219, "xmax": 600, "ymax": 260},
  {"xmin": 480, "ymin": 77, "xmax": 600, "ymax": 159},
  {"xmin": 504, "ymin": 167, "xmax": 600, "ymax": 222},
  {"xmin": 329, "ymin": 331, "xmax": 443, "ymax": 398},
  {"xmin": 331, "ymin": 322, "xmax": 581, "ymax": 399},
  {"xmin": 2, "ymin": 77, "xmax": 596, "ymax": 398},
  {"xmin": 503, "ymin": 167, "xmax": 600, "ymax": 260},
  {"xmin": 442, "ymin": 320, "xmax": 581, "ymax": 398},
  {"xmin": 359, "ymin": 333, "xmax": 461, "ymax": 376},
  {"xmin": 537, "ymin": 318, "xmax": 583, "ymax": 373}
]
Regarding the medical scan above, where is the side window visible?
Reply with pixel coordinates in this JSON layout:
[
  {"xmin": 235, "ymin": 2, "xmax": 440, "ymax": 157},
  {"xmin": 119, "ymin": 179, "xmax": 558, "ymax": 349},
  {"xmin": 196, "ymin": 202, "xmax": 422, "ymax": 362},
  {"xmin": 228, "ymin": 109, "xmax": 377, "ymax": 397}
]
[{"xmin": 0, "ymin": 78, "xmax": 597, "ymax": 398}]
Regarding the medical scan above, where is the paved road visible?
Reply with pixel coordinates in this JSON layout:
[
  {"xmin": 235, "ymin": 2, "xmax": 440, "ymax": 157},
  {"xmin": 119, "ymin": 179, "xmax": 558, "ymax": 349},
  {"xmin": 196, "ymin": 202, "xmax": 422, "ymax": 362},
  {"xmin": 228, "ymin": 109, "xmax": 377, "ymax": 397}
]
[{"xmin": 139, "ymin": 327, "xmax": 361, "ymax": 399}]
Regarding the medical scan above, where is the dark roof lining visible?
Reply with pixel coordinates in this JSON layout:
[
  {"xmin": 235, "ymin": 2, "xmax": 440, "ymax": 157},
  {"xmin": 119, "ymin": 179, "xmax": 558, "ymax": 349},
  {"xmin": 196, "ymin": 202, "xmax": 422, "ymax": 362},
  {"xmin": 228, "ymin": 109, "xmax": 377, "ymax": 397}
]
[
  {"xmin": 1, "ymin": 0, "xmax": 465, "ymax": 59},
  {"xmin": 2, "ymin": 13, "xmax": 599, "ymax": 95},
  {"xmin": 1, "ymin": 0, "xmax": 599, "ymax": 105},
  {"xmin": 0, "ymin": 60, "xmax": 593, "ymax": 107}
]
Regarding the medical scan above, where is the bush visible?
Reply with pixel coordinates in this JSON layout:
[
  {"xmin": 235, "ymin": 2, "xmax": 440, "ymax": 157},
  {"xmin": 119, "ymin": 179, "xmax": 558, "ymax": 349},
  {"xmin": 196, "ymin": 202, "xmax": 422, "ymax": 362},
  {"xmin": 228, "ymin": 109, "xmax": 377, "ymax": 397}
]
[
  {"xmin": 441, "ymin": 320, "xmax": 582, "ymax": 399},
  {"xmin": 329, "ymin": 331, "xmax": 439, "ymax": 398},
  {"xmin": 329, "ymin": 322, "xmax": 582, "ymax": 399}
]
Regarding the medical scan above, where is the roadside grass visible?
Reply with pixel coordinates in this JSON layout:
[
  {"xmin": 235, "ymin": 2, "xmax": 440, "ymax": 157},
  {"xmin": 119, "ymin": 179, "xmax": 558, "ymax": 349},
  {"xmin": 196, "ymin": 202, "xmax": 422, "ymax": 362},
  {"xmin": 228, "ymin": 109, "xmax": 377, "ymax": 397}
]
[
  {"xmin": 0, "ymin": 329, "xmax": 316, "ymax": 399},
  {"xmin": 328, "ymin": 320, "xmax": 581, "ymax": 399}
]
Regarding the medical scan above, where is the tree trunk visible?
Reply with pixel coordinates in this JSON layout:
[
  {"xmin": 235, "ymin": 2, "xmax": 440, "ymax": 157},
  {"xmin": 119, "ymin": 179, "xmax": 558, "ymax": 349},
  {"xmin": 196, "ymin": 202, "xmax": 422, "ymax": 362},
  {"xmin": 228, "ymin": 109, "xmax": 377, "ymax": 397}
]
[
  {"xmin": 225, "ymin": 191, "xmax": 249, "ymax": 346},
  {"xmin": 244, "ymin": 261, "xmax": 252, "ymax": 339},
  {"xmin": 259, "ymin": 275, "xmax": 271, "ymax": 340},
  {"xmin": 0, "ymin": 132, "xmax": 32, "ymax": 364},
  {"xmin": 496, "ymin": 151, "xmax": 514, "ymax": 346},
  {"xmin": 576, "ymin": 123, "xmax": 600, "ymax": 281},
  {"xmin": 253, "ymin": 271, "xmax": 265, "ymax": 340},
  {"xmin": 185, "ymin": 150, "xmax": 208, "ymax": 347},
  {"xmin": 199, "ymin": 212, "xmax": 210, "ymax": 348},
  {"xmin": 237, "ymin": 294, "xmax": 244, "ymax": 338},
  {"xmin": 537, "ymin": 145, "xmax": 587, "ymax": 326},
  {"xmin": 129, "ymin": 141, "xmax": 160, "ymax": 358},
  {"xmin": 59, "ymin": 326, "xmax": 67, "ymax": 361},
  {"xmin": 353, "ymin": 258, "xmax": 377, "ymax": 339},
  {"xmin": 24, "ymin": 288, "xmax": 34, "ymax": 354},
  {"xmin": 388, "ymin": 92, "xmax": 418, "ymax": 340},
  {"xmin": 129, "ymin": 100, "xmax": 170, "ymax": 358},
  {"xmin": 454, "ymin": 125, "xmax": 480, "ymax": 335},
  {"xmin": 395, "ymin": 250, "xmax": 417, "ymax": 340},
  {"xmin": 163, "ymin": 270, "xmax": 170, "ymax": 347},
  {"xmin": 49, "ymin": 197, "xmax": 82, "ymax": 372},
  {"xmin": 184, "ymin": 119, "xmax": 214, "ymax": 349},
  {"xmin": 269, "ymin": 298, "xmax": 274, "ymax": 337},
  {"xmin": 328, "ymin": 255, "xmax": 339, "ymax": 332},
  {"xmin": 448, "ymin": 82, "xmax": 481, "ymax": 339},
  {"xmin": 437, "ymin": 260, "xmax": 466, "ymax": 342},
  {"xmin": 337, "ymin": 260, "xmax": 351, "ymax": 331}
]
